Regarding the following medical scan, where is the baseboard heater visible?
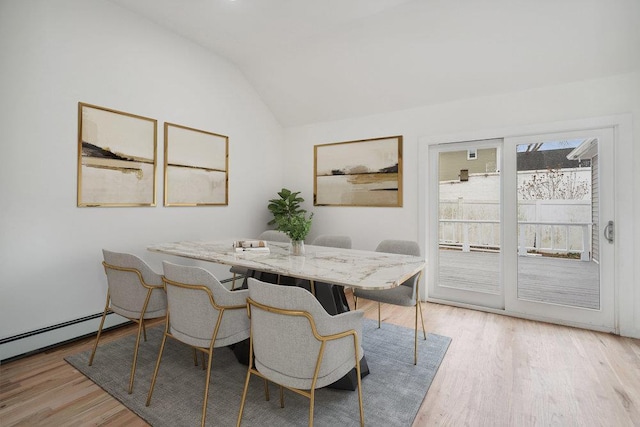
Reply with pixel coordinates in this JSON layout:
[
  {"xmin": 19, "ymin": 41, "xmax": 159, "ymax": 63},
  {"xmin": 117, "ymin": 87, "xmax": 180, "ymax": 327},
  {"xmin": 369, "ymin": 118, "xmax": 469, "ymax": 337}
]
[
  {"xmin": 0, "ymin": 277, "xmax": 237, "ymax": 364},
  {"xmin": 0, "ymin": 311, "xmax": 130, "ymax": 364}
]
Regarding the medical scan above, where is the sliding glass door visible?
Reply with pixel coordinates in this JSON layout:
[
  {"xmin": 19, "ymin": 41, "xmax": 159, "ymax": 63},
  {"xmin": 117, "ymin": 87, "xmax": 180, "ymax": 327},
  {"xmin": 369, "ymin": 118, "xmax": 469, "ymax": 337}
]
[{"xmin": 428, "ymin": 128, "xmax": 615, "ymax": 330}]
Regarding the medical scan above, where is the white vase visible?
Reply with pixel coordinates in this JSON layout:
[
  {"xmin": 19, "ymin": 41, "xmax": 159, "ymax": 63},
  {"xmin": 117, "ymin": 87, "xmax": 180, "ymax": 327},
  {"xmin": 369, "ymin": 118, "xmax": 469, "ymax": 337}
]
[{"xmin": 290, "ymin": 240, "xmax": 305, "ymax": 256}]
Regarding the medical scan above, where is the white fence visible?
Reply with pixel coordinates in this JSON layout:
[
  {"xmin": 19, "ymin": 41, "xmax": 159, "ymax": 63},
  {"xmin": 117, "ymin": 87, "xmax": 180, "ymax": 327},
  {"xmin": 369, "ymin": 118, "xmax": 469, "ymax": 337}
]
[
  {"xmin": 439, "ymin": 198, "xmax": 592, "ymax": 261},
  {"xmin": 517, "ymin": 221, "xmax": 590, "ymax": 261}
]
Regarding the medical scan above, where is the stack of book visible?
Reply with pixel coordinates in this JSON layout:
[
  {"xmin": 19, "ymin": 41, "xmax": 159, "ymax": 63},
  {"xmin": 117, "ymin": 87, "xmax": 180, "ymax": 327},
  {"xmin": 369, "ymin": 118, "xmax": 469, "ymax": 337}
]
[{"xmin": 233, "ymin": 240, "xmax": 270, "ymax": 253}]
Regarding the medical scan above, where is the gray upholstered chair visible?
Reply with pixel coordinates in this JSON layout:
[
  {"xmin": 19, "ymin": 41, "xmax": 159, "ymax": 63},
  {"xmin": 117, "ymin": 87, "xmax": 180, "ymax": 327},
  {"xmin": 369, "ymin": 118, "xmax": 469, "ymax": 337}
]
[
  {"xmin": 353, "ymin": 240, "xmax": 426, "ymax": 365},
  {"xmin": 90, "ymin": 249, "xmax": 167, "ymax": 394},
  {"xmin": 230, "ymin": 230, "xmax": 291, "ymax": 289},
  {"xmin": 237, "ymin": 279, "xmax": 365, "ymax": 427},
  {"xmin": 147, "ymin": 262, "xmax": 250, "ymax": 427},
  {"xmin": 311, "ymin": 234, "xmax": 352, "ymax": 249}
]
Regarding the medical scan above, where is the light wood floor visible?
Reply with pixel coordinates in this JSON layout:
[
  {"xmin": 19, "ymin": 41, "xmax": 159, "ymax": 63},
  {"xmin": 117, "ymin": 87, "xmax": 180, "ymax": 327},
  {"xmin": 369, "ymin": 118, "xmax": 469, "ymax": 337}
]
[{"xmin": 2, "ymin": 297, "xmax": 639, "ymax": 426}]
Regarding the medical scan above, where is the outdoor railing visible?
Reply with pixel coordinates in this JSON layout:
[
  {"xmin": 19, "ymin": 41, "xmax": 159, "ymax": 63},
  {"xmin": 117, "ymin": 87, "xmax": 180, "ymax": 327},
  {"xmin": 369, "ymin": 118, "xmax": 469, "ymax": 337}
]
[
  {"xmin": 517, "ymin": 221, "xmax": 591, "ymax": 261},
  {"xmin": 439, "ymin": 219, "xmax": 592, "ymax": 261},
  {"xmin": 439, "ymin": 219, "xmax": 500, "ymax": 252}
]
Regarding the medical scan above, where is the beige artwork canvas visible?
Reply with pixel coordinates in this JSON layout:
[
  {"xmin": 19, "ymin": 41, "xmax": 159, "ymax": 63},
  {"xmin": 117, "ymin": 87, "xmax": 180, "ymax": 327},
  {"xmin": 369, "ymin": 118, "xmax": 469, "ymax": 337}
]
[{"xmin": 314, "ymin": 135, "xmax": 403, "ymax": 207}]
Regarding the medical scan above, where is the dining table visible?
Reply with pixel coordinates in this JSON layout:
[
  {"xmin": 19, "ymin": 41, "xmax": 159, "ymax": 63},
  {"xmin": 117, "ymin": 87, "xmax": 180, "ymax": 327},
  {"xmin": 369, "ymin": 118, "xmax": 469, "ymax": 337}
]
[
  {"xmin": 148, "ymin": 238, "xmax": 426, "ymax": 390},
  {"xmin": 148, "ymin": 239, "xmax": 425, "ymax": 290}
]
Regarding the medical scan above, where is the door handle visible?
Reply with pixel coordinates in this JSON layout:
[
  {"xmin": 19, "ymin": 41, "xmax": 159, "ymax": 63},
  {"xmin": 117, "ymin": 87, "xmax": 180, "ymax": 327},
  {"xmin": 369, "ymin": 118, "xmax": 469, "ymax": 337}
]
[{"xmin": 604, "ymin": 220, "xmax": 614, "ymax": 244}]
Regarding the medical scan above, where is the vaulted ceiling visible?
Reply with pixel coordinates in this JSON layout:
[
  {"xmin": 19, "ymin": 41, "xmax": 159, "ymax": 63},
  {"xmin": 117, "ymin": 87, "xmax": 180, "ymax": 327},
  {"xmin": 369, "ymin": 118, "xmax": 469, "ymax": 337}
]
[{"xmin": 110, "ymin": 0, "xmax": 639, "ymax": 127}]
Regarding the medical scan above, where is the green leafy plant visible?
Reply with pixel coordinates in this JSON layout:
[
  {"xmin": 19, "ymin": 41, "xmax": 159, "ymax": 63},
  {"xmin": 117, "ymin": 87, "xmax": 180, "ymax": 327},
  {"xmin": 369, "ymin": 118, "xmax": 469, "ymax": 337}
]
[
  {"xmin": 275, "ymin": 212, "xmax": 314, "ymax": 241},
  {"xmin": 267, "ymin": 188, "xmax": 307, "ymax": 226},
  {"xmin": 267, "ymin": 188, "xmax": 313, "ymax": 241}
]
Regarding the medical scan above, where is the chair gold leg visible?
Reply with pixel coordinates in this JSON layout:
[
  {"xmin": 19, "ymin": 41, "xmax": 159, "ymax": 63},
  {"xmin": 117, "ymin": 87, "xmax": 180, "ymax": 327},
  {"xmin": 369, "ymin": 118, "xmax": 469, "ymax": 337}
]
[
  {"xmin": 146, "ymin": 330, "xmax": 168, "ymax": 407},
  {"xmin": 264, "ymin": 378, "xmax": 270, "ymax": 401},
  {"xmin": 130, "ymin": 289, "xmax": 155, "ymax": 394},
  {"xmin": 193, "ymin": 348, "xmax": 199, "ymax": 366},
  {"xmin": 200, "ymin": 347, "xmax": 214, "ymax": 427},
  {"xmin": 377, "ymin": 302, "xmax": 381, "ymax": 329},
  {"xmin": 280, "ymin": 385, "xmax": 285, "ymax": 408},
  {"xmin": 231, "ymin": 273, "xmax": 237, "ymax": 290},
  {"xmin": 353, "ymin": 335, "xmax": 365, "ymax": 427},
  {"xmin": 353, "ymin": 295, "xmax": 358, "ymax": 310},
  {"xmin": 142, "ymin": 319, "xmax": 147, "ymax": 342},
  {"xmin": 308, "ymin": 389, "xmax": 315, "ymax": 427},
  {"xmin": 128, "ymin": 317, "xmax": 146, "ymax": 393},
  {"xmin": 236, "ymin": 370, "xmax": 253, "ymax": 427},
  {"xmin": 89, "ymin": 293, "xmax": 110, "ymax": 366},
  {"xmin": 414, "ymin": 302, "xmax": 419, "ymax": 365},
  {"xmin": 414, "ymin": 278, "xmax": 427, "ymax": 365},
  {"xmin": 419, "ymin": 300, "xmax": 427, "ymax": 339}
]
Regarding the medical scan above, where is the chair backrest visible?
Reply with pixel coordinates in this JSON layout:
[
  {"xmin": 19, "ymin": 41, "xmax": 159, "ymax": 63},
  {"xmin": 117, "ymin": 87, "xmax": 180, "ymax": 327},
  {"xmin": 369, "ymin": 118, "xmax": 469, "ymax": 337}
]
[
  {"xmin": 258, "ymin": 230, "xmax": 290, "ymax": 242},
  {"xmin": 247, "ymin": 278, "xmax": 360, "ymax": 390},
  {"xmin": 375, "ymin": 240, "xmax": 422, "ymax": 292},
  {"xmin": 312, "ymin": 234, "xmax": 352, "ymax": 249},
  {"xmin": 162, "ymin": 262, "xmax": 249, "ymax": 348},
  {"xmin": 102, "ymin": 249, "xmax": 166, "ymax": 319},
  {"xmin": 375, "ymin": 239, "xmax": 421, "ymax": 256}
]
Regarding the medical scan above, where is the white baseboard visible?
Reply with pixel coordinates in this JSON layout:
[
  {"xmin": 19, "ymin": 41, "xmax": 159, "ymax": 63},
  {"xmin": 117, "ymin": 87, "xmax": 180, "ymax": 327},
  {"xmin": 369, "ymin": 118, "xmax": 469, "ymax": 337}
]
[
  {"xmin": 0, "ymin": 312, "xmax": 129, "ymax": 363},
  {"xmin": 0, "ymin": 276, "xmax": 238, "ymax": 363}
]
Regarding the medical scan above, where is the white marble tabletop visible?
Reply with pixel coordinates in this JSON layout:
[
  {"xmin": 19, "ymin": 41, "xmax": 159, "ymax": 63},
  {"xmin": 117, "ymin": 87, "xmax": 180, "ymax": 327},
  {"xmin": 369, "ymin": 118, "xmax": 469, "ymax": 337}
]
[{"xmin": 148, "ymin": 239, "xmax": 426, "ymax": 290}]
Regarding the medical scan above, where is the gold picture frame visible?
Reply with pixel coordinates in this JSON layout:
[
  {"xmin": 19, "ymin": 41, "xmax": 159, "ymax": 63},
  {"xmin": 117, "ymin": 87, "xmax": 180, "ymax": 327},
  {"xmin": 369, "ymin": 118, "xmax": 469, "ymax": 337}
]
[
  {"xmin": 77, "ymin": 102, "xmax": 157, "ymax": 207},
  {"xmin": 314, "ymin": 135, "xmax": 403, "ymax": 207},
  {"xmin": 164, "ymin": 122, "xmax": 229, "ymax": 206}
]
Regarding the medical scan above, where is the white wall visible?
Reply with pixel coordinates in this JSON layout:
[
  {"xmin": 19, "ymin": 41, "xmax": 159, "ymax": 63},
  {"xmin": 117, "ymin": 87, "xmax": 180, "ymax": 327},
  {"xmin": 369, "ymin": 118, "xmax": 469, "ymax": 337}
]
[
  {"xmin": 1, "ymin": 1, "xmax": 638, "ymax": 356},
  {"xmin": 283, "ymin": 72, "xmax": 638, "ymax": 337},
  {"xmin": 0, "ymin": 0, "xmax": 283, "ymax": 347}
]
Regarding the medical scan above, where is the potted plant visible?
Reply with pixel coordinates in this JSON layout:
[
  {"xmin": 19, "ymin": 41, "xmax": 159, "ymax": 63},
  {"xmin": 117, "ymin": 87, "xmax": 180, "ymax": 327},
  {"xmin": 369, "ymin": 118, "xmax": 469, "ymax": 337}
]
[
  {"xmin": 276, "ymin": 212, "xmax": 314, "ymax": 254},
  {"xmin": 268, "ymin": 188, "xmax": 313, "ymax": 255},
  {"xmin": 267, "ymin": 188, "xmax": 306, "ymax": 226}
]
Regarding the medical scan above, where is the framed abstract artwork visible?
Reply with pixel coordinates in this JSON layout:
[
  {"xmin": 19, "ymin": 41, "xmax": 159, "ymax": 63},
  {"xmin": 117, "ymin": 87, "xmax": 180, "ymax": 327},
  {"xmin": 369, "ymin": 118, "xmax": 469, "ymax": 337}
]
[
  {"xmin": 77, "ymin": 102, "xmax": 157, "ymax": 207},
  {"xmin": 164, "ymin": 122, "xmax": 229, "ymax": 206},
  {"xmin": 314, "ymin": 135, "xmax": 403, "ymax": 207}
]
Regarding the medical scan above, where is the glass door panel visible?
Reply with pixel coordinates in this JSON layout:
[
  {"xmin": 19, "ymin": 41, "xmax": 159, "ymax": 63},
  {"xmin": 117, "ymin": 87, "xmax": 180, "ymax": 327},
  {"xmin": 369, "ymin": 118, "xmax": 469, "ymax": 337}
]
[
  {"xmin": 429, "ymin": 139, "xmax": 504, "ymax": 309},
  {"xmin": 504, "ymin": 128, "xmax": 614, "ymax": 330},
  {"xmin": 516, "ymin": 139, "xmax": 599, "ymax": 309}
]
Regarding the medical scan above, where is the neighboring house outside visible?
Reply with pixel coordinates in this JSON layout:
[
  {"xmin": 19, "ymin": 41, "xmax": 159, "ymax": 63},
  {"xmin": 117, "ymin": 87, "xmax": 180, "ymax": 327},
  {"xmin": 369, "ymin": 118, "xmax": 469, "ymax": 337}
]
[
  {"xmin": 567, "ymin": 138, "xmax": 600, "ymax": 262},
  {"xmin": 438, "ymin": 148, "xmax": 498, "ymax": 181}
]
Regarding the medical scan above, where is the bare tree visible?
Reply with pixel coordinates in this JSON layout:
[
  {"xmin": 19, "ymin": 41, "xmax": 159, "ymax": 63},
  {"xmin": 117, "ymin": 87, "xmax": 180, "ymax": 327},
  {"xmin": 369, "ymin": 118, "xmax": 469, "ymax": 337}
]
[
  {"xmin": 519, "ymin": 167, "xmax": 589, "ymax": 200},
  {"xmin": 522, "ymin": 140, "xmax": 572, "ymax": 153}
]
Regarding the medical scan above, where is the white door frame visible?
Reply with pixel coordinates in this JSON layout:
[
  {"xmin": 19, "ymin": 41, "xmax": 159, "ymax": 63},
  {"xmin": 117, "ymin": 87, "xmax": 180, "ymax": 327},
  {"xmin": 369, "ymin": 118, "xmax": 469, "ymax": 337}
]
[{"xmin": 418, "ymin": 114, "xmax": 634, "ymax": 335}]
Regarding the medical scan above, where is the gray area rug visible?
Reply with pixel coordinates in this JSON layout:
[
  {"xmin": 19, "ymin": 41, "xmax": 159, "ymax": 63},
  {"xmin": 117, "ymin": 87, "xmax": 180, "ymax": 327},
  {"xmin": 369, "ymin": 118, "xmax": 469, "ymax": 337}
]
[{"xmin": 66, "ymin": 320, "xmax": 450, "ymax": 426}]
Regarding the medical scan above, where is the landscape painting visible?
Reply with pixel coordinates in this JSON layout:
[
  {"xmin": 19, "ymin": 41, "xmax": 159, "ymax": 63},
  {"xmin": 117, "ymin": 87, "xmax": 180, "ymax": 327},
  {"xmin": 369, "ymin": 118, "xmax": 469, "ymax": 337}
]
[
  {"xmin": 164, "ymin": 123, "xmax": 228, "ymax": 206},
  {"xmin": 314, "ymin": 135, "xmax": 403, "ymax": 207},
  {"xmin": 77, "ymin": 103, "xmax": 157, "ymax": 207}
]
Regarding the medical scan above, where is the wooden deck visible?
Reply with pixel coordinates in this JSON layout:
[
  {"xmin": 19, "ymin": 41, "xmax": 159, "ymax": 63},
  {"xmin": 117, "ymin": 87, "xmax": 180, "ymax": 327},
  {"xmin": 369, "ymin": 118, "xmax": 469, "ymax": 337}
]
[{"xmin": 438, "ymin": 249, "xmax": 600, "ymax": 309}]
